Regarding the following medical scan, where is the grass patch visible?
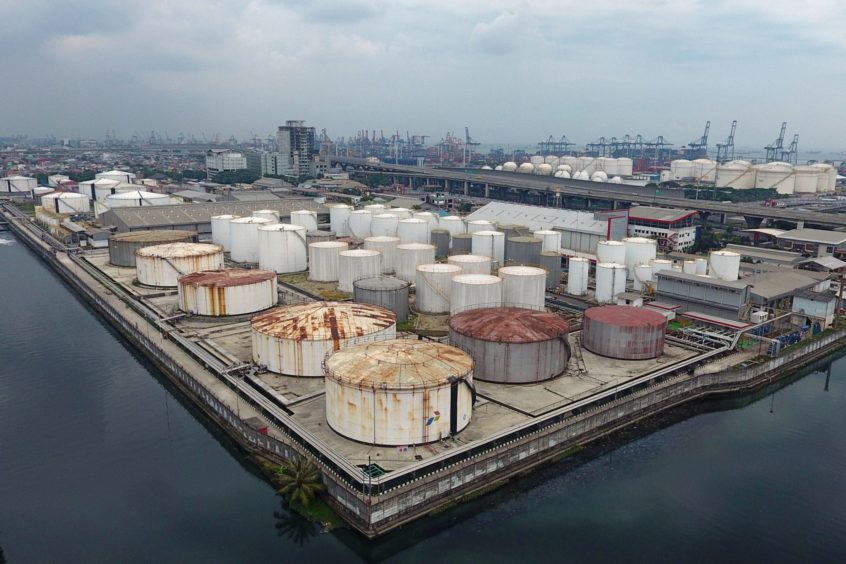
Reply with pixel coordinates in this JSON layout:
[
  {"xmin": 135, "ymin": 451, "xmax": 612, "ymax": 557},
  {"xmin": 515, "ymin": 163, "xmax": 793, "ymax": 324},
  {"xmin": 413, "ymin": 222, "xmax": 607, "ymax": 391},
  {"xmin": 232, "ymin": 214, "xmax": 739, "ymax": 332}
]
[{"xmin": 397, "ymin": 314, "xmax": 418, "ymax": 332}]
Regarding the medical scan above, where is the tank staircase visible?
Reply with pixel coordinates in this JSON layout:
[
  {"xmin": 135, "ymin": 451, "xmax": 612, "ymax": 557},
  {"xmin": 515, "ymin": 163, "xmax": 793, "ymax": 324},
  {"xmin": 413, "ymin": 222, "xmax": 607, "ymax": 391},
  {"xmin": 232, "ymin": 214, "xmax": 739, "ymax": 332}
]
[{"xmin": 564, "ymin": 336, "xmax": 588, "ymax": 377}]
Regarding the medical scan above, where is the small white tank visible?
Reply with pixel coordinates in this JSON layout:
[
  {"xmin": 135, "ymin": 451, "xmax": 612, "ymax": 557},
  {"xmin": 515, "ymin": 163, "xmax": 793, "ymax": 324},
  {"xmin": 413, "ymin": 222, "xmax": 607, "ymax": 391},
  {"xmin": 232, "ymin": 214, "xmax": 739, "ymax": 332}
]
[
  {"xmin": 450, "ymin": 274, "xmax": 502, "ymax": 315},
  {"xmin": 308, "ymin": 241, "xmax": 349, "ymax": 282},
  {"xmin": 633, "ymin": 263, "xmax": 654, "ymax": 291},
  {"xmin": 363, "ymin": 236, "xmax": 400, "ymax": 274},
  {"xmin": 447, "ymin": 254, "xmax": 492, "ymax": 275},
  {"xmin": 595, "ymin": 262, "xmax": 626, "ymax": 303},
  {"xmin": 364, "ymin": 203, "xmax": 386, "ymax": 213},
  {"xmin": 682, "ymin": 260, "xmax": 697, "ymax": 274},
  {"xmin": 258, "ymin": 223, "xmax": 307, "ymax": 273},
  {"xmin": 499, "ymin": 266, "xmax": 546, "ymax": 310},
  {"xmin": 371, "ymin": 213, "xmax": 400, "ymax": 237},
  {"xmin": 348, "ymin": 210, "xmax": 372, "ymax": 239},
  {"xmin": 622, "ymin": 237, "xmax": 657, "ymax": 278},
  {"xmin": 695, "ymin": 258, "xmax": 708, "ymax": 275},
  {"xmin": 567, "ymin": 257, "xmax": 589, "ymax": 296},
  {"xmin": 651, "ymin": 259, "xmax": 672, "ymax": 276},
  {"xmin": 413, "ymin": 211, "xmax": 439, "ymax": 234},
  {"xmin": 471, "ymin": 230, "xmax": 505, "ymax": 262},
  {"xmin": 387, "ymin": 207, "xmax": 412, "ymax": 219},
  {"xmin": 467, "ymin": 219, "xmax": 495, "ymax": 234},
  {"xmin": 415, "ymin": 263, "xmax": 461, "ymax": 314},
  {"xmin": 329, "ymin": 204, "xmax": 352, "ymax": 237},
  {"xmin": 396, "ymin": 243, "xmax": 436, "ymax": 282},
  {"xmin": 533, "ymin": 230, "xmax": 561, "ymax": 253},
  {"xmin": 397, "ymin": 218, "xmax": 429, "ymax": 244},
  {"xmin": 290, "ymin": 210, "xmax": 318, "ymax": 232},
  {"xmin": 211, "ymin": 214, "xmax": 240, "ymax": 250},
  {"xmin": 439, "ymin": 216, "xmax": 465, "ymax": 237},
  {"xmin": 596, "ymin": 240, "xmax": 626, "ymax": 264},
  {"xmin": 502, "ymin": 162, "xmax": 518, "ymax": 172},
  {"xmin": 229, "ymin": 217, "xmax": 273, "ymax": 263},
  {"xmin": 252, "ymin": 209, "xmax": 280, "ymax": 223},
  {"xmin": 338, "ymin": 249, "xmax": 382, "ymax": 292},
  {"xmin": 709, "ymin": 250, "xmax": 741, "ymax": 282}
]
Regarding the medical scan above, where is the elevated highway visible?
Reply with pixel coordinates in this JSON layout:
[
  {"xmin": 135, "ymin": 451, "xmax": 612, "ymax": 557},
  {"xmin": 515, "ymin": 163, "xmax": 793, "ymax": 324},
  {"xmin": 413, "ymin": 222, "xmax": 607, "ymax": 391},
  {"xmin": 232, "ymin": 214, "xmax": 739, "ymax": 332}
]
[{"xmin": 329, "ymin": 156, "xmax": 846, "ymax": 229}]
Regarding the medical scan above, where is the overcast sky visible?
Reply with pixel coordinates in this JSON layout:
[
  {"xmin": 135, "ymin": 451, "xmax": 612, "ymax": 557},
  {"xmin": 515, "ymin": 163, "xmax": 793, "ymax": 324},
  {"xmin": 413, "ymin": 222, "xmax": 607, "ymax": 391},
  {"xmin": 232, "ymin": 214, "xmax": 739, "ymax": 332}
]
[{"xmin": 1, "ymin": 0, "xmax": 844, "ymax": 149}]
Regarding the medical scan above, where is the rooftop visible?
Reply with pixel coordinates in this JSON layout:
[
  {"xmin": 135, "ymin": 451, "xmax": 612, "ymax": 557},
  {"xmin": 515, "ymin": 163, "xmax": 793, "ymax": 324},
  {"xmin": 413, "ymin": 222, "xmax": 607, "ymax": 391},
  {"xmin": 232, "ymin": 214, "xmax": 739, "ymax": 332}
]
[
  {"xmin": 776, "ymin": 228, "xmax": 846, "ymax": 245},
  {"xmin": 747, "ymin": 270, "xmax": 823, "ymax": 301},
  {"xmin": 626, "ymin": 206, "xmax": 697, "ymax": 223},
  {"xmin": 467, "ymin": 201, "xmax": 621, "ymax": 234},
  {"xmin": 656, "ymin": 269, "xmax": 750, "ymax": 289}
]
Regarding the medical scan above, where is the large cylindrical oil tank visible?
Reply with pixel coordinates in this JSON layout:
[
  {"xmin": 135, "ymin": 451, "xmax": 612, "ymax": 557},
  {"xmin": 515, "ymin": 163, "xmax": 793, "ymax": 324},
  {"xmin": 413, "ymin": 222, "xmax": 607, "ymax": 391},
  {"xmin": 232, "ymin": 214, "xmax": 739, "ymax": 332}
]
[
  {"xmin": 363, "ymin": 235, "xmax": 400, "ymax": 274},
  {"xmin": 252, "ymin": 209, "xmax": 279, "ymax": 223},
  {"xmin": 290, "ymin": 210, "xmax": 318, "ymax": 232},
  {"xmin": 353, "ymin": 276, "xmax": 410, "ymax": 322},
  {"xmin": 622, "ymin": 237, "xmax": 657, "ymax": 277},
  {"xmin": 709, "ymin": 250, "xmax": 741, "ymax": 281},
  {"xmin": 581, "ymin": 305, "xmax": 665, "ymax": 359},
  {"xmin": 540, "ymin": 251, "xmax": 562, "ymax": 290},
  {"xmin": 567, "ymin": 257, "xmax": 589, "ymax": 296},
  {"xmin": 329, "ymin": 204, "xmax": 352, "ymax": 237},
  {"xmin": 211, "ymin": 214, "xmax": 240, "ymax": 250},
  {"xmin": 338, "ymin": 249, "xmax": 382, "ymax": 293},
  {"xmin": 467, "ymin": 219, "xmax": 495, "ymax": 234},
  {"xmin": 754, "ymin": 162, "xmax": 795, "ymax": 195},
  {"xmin": 252, "ymin": 302, "xmax": 396, "ymax": 377},
  {"xmin": 103, "ymin": 190, "xmax": 171, "ymax": 208},
  {"xmin": 397, "ymin": 218, "xmax": 429, "ymax": 244},
  {"xmin": 413, "ymin": 211, "xmax": 439, "ymax": 234},
  {"xmin": 40, "ymin": 192, "xmax": 90, "ymax": 214},
  {"xmin": 396, "ymin": 243, "xmax": 436, "ymax": 282},
  {"xmin": 1, "ymin": 175, "xmax": 37, "ymax": 193},
  {"xmin": 229, "ymin": 217, "xmax": 273, "ymax": 263},
  {"xmin": 450, "ymin": 274, "xmax": 502, "ymax": 314},
  {"xmin": 595, "ymin": 262, "xmax": 626, "ymax": 303},
  {"xmin": 78, "ymin": 178, "xmax": 119, "ymax": 200},
  {"xmin": 617, "ymin": 157, "xmax": 633, "ymax": 176},
  {"xmin": 348, "ymin": 210, "xmax": 372, "ymax": 239},
  {"xmin": 499, "ymin": 266, "xmax": 546, "ymax": 310},
  {"xmin": 451, "ymin": 233, "xmax": 473, "ymax": 254},
  {"xmin": 258, "ymin": 223, "xmax": 307, "ymax": 273},
  {"xmin": 95, "ymin": 169, "xmax": 136, "ymax": 184},
  {"xmin": 386, "ymin": 207, "xmax": 412, "ymax": 219},
  {"xmin": 533, "ymin": 230, "xmax": 561, "ymax": 253},
  {"xmin": 792, "ymin": 165, "xmax": 819, "ymax": 194},
  {"xmin": 308, "ymin": 241, "xmax": 349, "ymax": 282},
  {"xmin": 448, "ymin": 254, "xmax": 492, "ymax": 275},
  {"xmin": 811, "ymin": 163, "xmax": 837, "ymax": 193},
  {"xmin": 505, "ymin": 236, "xmax": 542, "ymax": 265},
  {"xmin": 430, "ymin": 229, "xmax": 451, "ymax": 257},
  {"xmin": 177, "ymin": 268, "xmax": 277, "ymax": 316},
  {"xmin": 449, "ymin": 307, "xmax": 569, "ymax": 383},
  {"xmin": 371, "ymin": 213, "xmax": 400, "ymax": 237},
  {"xmin": 416, "ymin": 263, "xmax": 461, "ymax": 314},
  {"xmin": 472, "ymin": 230, "xmax": 505, "ymax": 262},
  {"xmin": 108, "ymin": 230, "xmax": 198, "ymax": 267},
  {"xmin": 439, "ymin": 216, "xmax": 465, "ymax": 237},
  {"xmin": 715, "ymin": 160, "xmax": 755, "ymax": 189},
  {"xmin": 135, "ymin": 242, "xmax": 224, "ymax": 287},
  {"xmin": 596, "ymin": 240, "xmax": 626, "ymax": 264},
  {"xmin": 324, "ymin": 339, "xmax": 473, "ymax": 445}
]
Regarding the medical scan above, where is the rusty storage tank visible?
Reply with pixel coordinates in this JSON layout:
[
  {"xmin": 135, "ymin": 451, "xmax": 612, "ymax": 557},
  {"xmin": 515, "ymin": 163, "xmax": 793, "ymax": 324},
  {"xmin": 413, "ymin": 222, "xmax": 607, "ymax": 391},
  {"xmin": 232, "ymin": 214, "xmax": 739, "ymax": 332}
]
[
  {"xmin": 353, "ymin": 276, "xmax": 410, "ymax": 322},
  {"xmin": 324, "ymin": 339, "xmax": 474, "ymax": 445},
  {"xmin": 449, "ymin": 307, "xmax": 570, "ymax": 383},
  {"xmin": 177, "ymin": 268, "xmax": 277, "ymax": 316},
  {"xmin": 581, "ymin": 305, "xmax": 665, "ymax": 360},
  {"xmin": 539, "ymin": 251, "xmax": 562, "ymax": 289},
  {"xmin": 451, "ymin": 233, "xmax": 473, "ymax": 255},
  {"xmin": 430, "ymin": 228, "xmax": 451, "ymax": 257},
  {"xmin": 251, "ymin": 301, "xmax": 396, "ymax": 377},
  {"xmin": 505, "ymin": 236, "xmax": 542, "ymax": 265},
  {"xmin": 108, "ymin": 230, "xmax": 198, "ymax": 267},
  {"xmin": 135, "ymin": 242, "xmax": 224, "ymax": 287}
]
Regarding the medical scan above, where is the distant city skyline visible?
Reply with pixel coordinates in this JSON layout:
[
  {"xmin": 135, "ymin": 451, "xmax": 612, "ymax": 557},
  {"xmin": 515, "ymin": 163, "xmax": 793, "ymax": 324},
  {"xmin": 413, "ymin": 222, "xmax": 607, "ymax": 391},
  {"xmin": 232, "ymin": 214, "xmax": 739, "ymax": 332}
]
[{"xmin": 1, "ymin": 1, "xmax": 844, "ymax": 149}]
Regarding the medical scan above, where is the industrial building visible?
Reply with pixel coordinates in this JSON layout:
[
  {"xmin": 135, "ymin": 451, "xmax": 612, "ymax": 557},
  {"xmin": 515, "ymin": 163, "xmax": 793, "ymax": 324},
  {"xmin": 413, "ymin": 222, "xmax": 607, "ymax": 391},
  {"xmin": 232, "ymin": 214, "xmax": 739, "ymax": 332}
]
[
  {"xmin": 626, "ymin": 206, "xmax": 698, "ymax": 251},
  {"xmin": 205, "ymin": 150, "xmax": 248, "ymax": 179},
  {"xmin": 775, "ymin": 228, "xmax": 846, "ymax": 258},
  {"xmin": 655, "ymin": 270, "xmax": 751, "ymax": 320}
]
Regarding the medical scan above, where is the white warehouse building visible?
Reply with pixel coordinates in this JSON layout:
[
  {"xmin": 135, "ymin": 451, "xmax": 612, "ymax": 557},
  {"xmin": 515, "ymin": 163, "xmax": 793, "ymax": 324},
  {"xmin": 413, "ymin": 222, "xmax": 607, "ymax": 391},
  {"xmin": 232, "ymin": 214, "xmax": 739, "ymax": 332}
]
[{"xmin": 205, "ymin": 150, "xmax": 248, "ymax": 180}]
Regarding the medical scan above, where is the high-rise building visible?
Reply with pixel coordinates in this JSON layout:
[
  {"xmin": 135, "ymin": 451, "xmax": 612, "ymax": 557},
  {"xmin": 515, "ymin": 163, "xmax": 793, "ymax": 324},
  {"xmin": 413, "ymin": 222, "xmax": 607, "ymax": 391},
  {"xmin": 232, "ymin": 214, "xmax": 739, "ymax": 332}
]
[{"xmin": 276, "ymin": 120, "xmax": 316, "ymax": 178}]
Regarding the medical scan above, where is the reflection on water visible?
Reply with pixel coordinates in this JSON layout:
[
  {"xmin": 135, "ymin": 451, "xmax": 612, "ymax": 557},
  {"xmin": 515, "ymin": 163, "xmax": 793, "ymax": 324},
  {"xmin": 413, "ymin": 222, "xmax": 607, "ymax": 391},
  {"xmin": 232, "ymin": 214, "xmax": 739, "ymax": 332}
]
[{"xmin": 274, "ymin": 502, "xmax": 320, "ymax": 547}]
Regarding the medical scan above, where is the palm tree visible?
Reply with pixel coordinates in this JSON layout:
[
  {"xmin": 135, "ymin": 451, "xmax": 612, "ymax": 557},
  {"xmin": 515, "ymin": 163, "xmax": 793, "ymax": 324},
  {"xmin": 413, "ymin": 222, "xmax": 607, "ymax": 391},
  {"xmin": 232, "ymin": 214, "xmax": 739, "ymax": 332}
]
[{"xmin": 276, "ymin": 456, "xmax": 325, "ymax": 509}]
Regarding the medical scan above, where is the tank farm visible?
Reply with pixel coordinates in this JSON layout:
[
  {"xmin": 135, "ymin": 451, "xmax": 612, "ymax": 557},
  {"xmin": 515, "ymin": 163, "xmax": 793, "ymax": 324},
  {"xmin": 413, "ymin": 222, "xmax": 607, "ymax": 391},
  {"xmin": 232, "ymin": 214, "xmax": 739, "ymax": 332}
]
[{"xmin": 5, "ymin": 199, "xmax": 843, "ymax": 540}]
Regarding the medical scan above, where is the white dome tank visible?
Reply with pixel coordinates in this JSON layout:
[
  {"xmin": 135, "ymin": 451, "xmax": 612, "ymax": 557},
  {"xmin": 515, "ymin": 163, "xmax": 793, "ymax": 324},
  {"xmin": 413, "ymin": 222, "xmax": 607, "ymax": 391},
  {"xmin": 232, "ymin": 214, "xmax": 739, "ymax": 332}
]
[
  {"xmin": 371, "ymin": 213, "xmax": 400, "ymax": 237},
  {"xmin": 716, "ymin": 160, "xmax": 755, "ymax": 189},
  {"xmin": 517, "ymin": 163, "xmax": 535, "ymax": 174},
  {"xmin": 416, "ymin": 263, "xmax": 461, "ymax": 314},
  {"xmin": 397, "ymin": 218, "xmax": 429, "ymax": 244},
  {"xmin": 40, "ymin": 192, "xmax": 90, "ymax": 214},
  {"xmin": 471, "ymin": 230, "xmax": 505, "ymax": 262},
  {"xmin": 363, "ymin": 236, "xmax": 400, "ymax": 274},
  {"xmin": 258, "ymin": 223, "xmax": 307, "ymax": 273},
  {"xmin": 447, "ymin": 254, "xmax": 492, "ymax": 275},
  {"xmin": 595, "ymin": 262, "xmax": 626, "ymax": 303},
  {"xmin": 499, "ymin": 266, "xmax": 546, "ymax": 310},
  {"xmin": 396, "ymin": 243, "xmax": 436, "ymax": 283},
  {"xmin": 467, "ymin": 219, "xmax": 495, "ymax": 234},
  {"xmin": 591, "ymin": 171, "xmax": 608, "ymax": 182},
  {"xmin": 793, "ymin": 165, "xmax": 819, "ymax": 194},
  {"xmin": 104, "ymin": 190, "xmax": 171, "ymax": 208},
  {"xmin": 252, "ymin": 302, "xmax": 396, "ymax": 377},
  {"xmin": 135, "ymin": 242, "xmax": 224, "ymax": 287},
  {"xmin": 494, "ymin": 165, "xmax": 503, "ymax": 171},
  {"xmin": 557, "ymin": 163, "xmax": 572, "ymax": 173},
  {"xmin": 450, "ymin": 274, "xmax": 502, "ymax": 315},
  {"xmin": 536, "ymin": 163, "xmax": 553, "ymax": 176},
  {"xmin": 290, "ymin": 210, "xmax": 318, "ymax": 232},
  {"xmin": 502, "ymin": 162, "xmax": 518, "ymax": 172},
  {"xmin": 596, "ymin": 240, "xmax": 626, "ymax": 264},
  {"xmin": 252, "ymin": 209, "xmax": 279, "ymax": 223},
  {"xmin": 338, "ymin": 249, "xmax": 382, "ymax": 293},
  {"xmin": 439, "ymin": 216, "xmax": 466, "ymax": 237},
  {"xmin": 709, "ymin": 250, "xmax": 740, "ymax": 281},
  {"xmin": 308, "ymin": 241, "xmax": 349, "ymax": 282},
  {"xmin": 530, "ymin": 155, "xmax": 544, "ymax": 166},
  {"xmin": 633, "ymin": 263, "xmax": 654, "ymax": 291},
  {"xmin": 754, "ymin": 162, "xmax": 795, "ymax": 194},
  {"xmin": 567, "ymin": 257, "xmax": 590, "ymax": 296},
  {"xmin": 622, "ymin": 237, "xmax": 657, "ymax": 277},
  {"xmin": 329, "ymin": 204, "xmax": 352, "ymax": 237},
  {"xmin": 348, "ymin": 210, "xmax": 373, "ymax": 239},
  {"xmin": 178, "ymin": 269, "xmax": 277, "ymax": 316},
  {"xmin": 387, "ymin": 207, "xmax": 412, "ymax": 220},
  {"xmin": 610, "ymin": 176, "xmax": 623, "ymax": 184},
  {"xmin": 211, "ymin": 214, "xmax": 240, "ymax": 250},
  {"xmin": 229, "ymin": 217, "xmax": 273, "ymax": 263}
]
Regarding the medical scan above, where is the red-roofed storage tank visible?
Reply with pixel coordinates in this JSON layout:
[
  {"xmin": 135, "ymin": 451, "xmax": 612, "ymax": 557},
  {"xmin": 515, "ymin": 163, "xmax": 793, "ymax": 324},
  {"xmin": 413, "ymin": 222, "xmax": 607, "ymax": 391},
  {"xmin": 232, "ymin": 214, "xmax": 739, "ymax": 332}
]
[{"xmin": 581, "ymin": 305, "xmax": 665, "ymax": 360}]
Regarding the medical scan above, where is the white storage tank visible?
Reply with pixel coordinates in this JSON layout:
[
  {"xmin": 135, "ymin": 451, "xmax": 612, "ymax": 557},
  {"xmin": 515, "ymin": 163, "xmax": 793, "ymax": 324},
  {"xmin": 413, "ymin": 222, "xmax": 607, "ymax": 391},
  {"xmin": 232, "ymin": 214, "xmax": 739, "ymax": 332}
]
[
  {"xmin": 290, "ymin": 210, "xmax": 318, "ymax": 232},
  {"xmin": 95, "ymin": 169, "xmax": 136, "ymax": 184},
  {"xmin": 348, "ymin": 210, "xmax": 373, "ymax": 239},
  {"xmin": 363, "ymin": 236, "xmax": 400, "ymax": 274},
  {"xmin": 413, "ymin": 211, "xmax": 439, "ymax": 234},
  {"xmin": 754, "ymin": 162, "xmax": 795, "ymax": 195},
  {"xmin": 338, "ymin": 249, "xmax": 382, "ymax": 293},
  {"xmin": 467, "ymin": 219, "xmax": 495, "ymax": 234},
  {"xmin": 178, "ymin": 269, "xmax": 277, "ymax": 316},
  {"xmin": 534, "ymin": 230, "xmax": 561, "ymax": 253},
  {"xmin": 252, "ymin": 209, "xmax": 279, "ymax": 223},
  {"xmin": 579, "ymin": 156, "xmax": 597, "ymax": 175},
  {"xmin": 692, "ymin": 159, "xmax": 717, "ymax": 182},
  {"xmin": 104, "ymin": 190, "xmax": 171, "ymax": 208},
  {"xmin": 364, "ymin": 203, "xmax": 386, "ymax": 213},
  {"xmin": 135, "ymin": 242, "xmax": 224, "ymax": 287},
  {"xmin": 211, "ymin": 214, "xmax": 240, "ymax": 250},
  {"xmin": 258, "ymin": 223, "xmax": 307, "ymax": 273},
  {"xmin": 1, "ymin": 175, "xmax": 37, "ymax": 193},
  {"xmin": 499, "ymin": 266, "xmax": 546, "ymax": 310},
  {"xmin": 397, "ymin": 218, "xmax": 429, "ymax": 244},
  {"xmin": 396, "ymin": 243, "xmax": 436, "ymax": 282},
  {"xmin": 651, "ymin": 259, "xmax": 672, "ymax": 276},
  {"xmin": 308, "ymin": 241, "xmax": 349, "ymax": 282},
  {"xmin": 633, "ymin": 263, "xmax": 654, "ymax": 291},
  {"xmin": 229, "ymin": 217, "xmax": 273, "ymax": 263},
  {"xmin": 591, "ymin": 171, "xmax": 608, "ymax": 182},
  {"xmin": 252, "ymin": 302, "xmax": 396, "ymax": 377},
  {"xmin": 709, "ymin": 250, "xmax": 741, "ymax": 281},
  {"xmin": 471, "ymin": 230, "xmax": 506, "ymax": 262},
  {"xmin": 416, "ymin": 263, "xmax": 462, "ymax": 314},
  {"xmin": 715, "ymin": 160, "xmax": 755, "ymax": 189},
  {"xmin": 622, "ymin": 237, "xmax": 657, "ymax": 277},
  {"xmin": 517, "ymin": 163, "xmax": 535, "ymax": 174},
  {"xmin": 324, "ymin": 339, "xmax": 473, "ymax": 445},
  {"xmin": 371, "ymin": 213, "xmax": 399, "ymax": 237},
  {"xmin": 811, "ymin": 163, "xmax": 837, "ymax": 193},
  {"xmin": 567, "ymin": 257, "xmax": 590, "ymax": 296},
  {"xmin": 617, "ymin": 158, "xmax": 634, "ymax": 176},
  {"xmin": 79, "ymin": 178, "xmax": 120, "ymax": 200},
  {"xmin": 439, "ymin": 216, "xmax": 465, "ymax": 237},
  {"xmin": 329, "ymin": 204, "xmax": 352, "ymax": 237},
  {"xmin": 450, "ymin": 274, "xmax": 502, "ymax": 314},
  {"xmin": 536, "ymin": 163, "xmax": 553, "ymax": 176},
  {"xmin": 502, "ymin": 162, "xmax": 518, "ymax": 172},
  {"xmin": 387, "ymin": 207, "xmax": 412, "ymax": 219},
  {"xmin": 596, "ymin": 240, "xmax": 626, "ymax": 264},
  {"xmin": 40, "ymin": 192, "xmax": 90, "ymax": 214},
  {"xmin": 683, "ymin": 260, "xmax": 697, "ymax": 274},
  {"xmin": 447, "ymin": 254, "xmax": 492, "ymax": 275},
  {"xmin": 595, "ymin": 262, "xmax": 626, "ymax": 303},
  {"xmin": 671, "ymin": 159, "xmax": 693, "ymax": 180},
  {"xmin": 793, "ymin": 165, "xmax": 820, "ymax": 194},
  {"xmin": 695, "ymin": 258, "xmax": 708, "ymax": 275}
]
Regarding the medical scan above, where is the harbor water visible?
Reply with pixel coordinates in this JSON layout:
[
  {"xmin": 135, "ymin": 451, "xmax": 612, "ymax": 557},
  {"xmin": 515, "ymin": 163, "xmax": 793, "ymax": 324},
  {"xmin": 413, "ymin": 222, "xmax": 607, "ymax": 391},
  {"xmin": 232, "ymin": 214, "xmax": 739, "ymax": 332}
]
[{"xmin": 1, "ymin": 231, "xmax": 846, "ymax": 562}]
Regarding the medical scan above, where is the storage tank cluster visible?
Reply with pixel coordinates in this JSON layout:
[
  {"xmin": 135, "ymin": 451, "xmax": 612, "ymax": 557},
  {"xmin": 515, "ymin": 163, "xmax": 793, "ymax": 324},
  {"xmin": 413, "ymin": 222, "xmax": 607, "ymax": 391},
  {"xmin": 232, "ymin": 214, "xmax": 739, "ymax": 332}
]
[
  {"xmin": 135, "ymin": 242, "xmax": 224, "ymax": 288},
  {"xmin": 177, "ymin": 268, "xmax": 277, "ymax": 316},
  {"xmin": 502, "ymin": 156, "xmax": 632, "ymax": 178},
  {"xmin": 581, "ymin": 305, "xmax": 665, "ymax": 359},
  {"xmin": 672, "ymin": 159, "xmax": 837, "ymax": 194}
]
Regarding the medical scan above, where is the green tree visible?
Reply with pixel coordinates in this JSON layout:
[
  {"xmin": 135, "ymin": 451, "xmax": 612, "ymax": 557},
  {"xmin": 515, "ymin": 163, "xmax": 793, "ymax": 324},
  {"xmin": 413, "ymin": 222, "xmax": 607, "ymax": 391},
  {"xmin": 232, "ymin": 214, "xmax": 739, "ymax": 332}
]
[
  {"xmin": 276, "ymin": 457, "xmax": 324, "ymax": 509},
  {"xmin": 213, "ymin": 169, "xmax": 260, "ymax": 184}
]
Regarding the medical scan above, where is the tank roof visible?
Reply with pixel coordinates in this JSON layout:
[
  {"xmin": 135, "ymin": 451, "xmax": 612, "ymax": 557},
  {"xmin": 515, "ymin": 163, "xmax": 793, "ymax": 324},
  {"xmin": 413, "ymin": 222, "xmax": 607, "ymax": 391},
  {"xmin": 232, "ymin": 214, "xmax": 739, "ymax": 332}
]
[
  {"xmin": 583, "ymin": 305, "xmax": 665, "ymax": 327},
  {"xmin": 498, "ymin": 265, "xmax": 546, "ymax": 276},
  {"xmin": 450, "ymin": 307, "xmax": 568, "ymax": 343},
  {"xmin": 251, "ymin": 301, "xmax": 395, "ymax": 340},
  {"xmin": 178, "ymin": 268, "xmax": 276, "ymax": 287},
  {"xmin": 325, "ymin": 339, "xmax": 472, "ymax": 389},
  {"xmin": 110, "ymin": 230, "xmax": 196, "ymax": 243},
  {"xmin": 353, "ymin": 276, "xmax": 410, "ymax": 291},
  {"xmin": 135, "ymin": 242, "xmax": 222, "ymax": 258}
]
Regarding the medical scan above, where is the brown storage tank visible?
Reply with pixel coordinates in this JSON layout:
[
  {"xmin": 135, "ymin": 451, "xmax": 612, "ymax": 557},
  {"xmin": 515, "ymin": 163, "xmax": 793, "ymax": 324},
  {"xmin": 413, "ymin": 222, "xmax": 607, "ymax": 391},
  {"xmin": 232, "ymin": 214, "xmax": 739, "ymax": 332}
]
[
  {"xmin": 449, "ymin": 306, "xmax": 570, "ymax": 383},
  {"xmin": 108, "ymin": 230, "xmax": 198, "ymax": 267},
  {"xmin": 581, "ymin": 305, "xmax": 665, "ymax": 360},
  {"xmin": 177, "ymin": 268, "xmax": 277, "ymax": 316}
]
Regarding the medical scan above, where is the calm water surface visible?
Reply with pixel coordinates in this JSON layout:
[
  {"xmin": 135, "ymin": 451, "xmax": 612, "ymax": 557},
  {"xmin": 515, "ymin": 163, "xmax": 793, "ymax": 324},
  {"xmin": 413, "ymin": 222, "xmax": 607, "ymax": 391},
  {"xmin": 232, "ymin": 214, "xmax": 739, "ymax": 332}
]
[{"xmin": 1, "ymin": 231, "xmax": 845, "ymax": 563}]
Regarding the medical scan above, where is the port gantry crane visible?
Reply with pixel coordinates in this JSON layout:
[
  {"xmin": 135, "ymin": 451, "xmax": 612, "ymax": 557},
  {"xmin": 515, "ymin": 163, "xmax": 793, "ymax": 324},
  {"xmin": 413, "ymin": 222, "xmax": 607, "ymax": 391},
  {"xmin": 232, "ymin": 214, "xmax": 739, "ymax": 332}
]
[
  {"xmin": 686, "ymin": 120, "xmax": 710, "ymax": 159},
  {"xmin": 715, "ymin": 120, "xmax": 737, "ymax": 163},
  {"xmin": 463, "ymin": 126, "xmax": 480, "ymax": 167},
  {"xmin": 782, "ymin": 134, "xmax": 799, "ymax": 165},
  {"xmin": 538, "ymin": 135, "xmax": 577, "ymax": 156},
  {"xmin": 765, "ymin": 121, "xmax": 788, "ymax": 162}
]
